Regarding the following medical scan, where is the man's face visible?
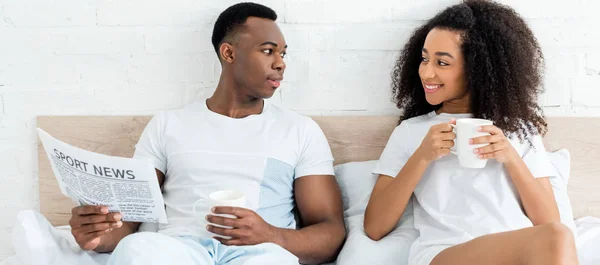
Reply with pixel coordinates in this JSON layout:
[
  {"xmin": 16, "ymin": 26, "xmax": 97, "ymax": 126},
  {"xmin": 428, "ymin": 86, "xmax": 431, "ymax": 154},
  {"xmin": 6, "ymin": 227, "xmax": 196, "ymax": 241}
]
[{"xmin": 230, "ymin": 17, "xmax": 287, "ymax": 99}]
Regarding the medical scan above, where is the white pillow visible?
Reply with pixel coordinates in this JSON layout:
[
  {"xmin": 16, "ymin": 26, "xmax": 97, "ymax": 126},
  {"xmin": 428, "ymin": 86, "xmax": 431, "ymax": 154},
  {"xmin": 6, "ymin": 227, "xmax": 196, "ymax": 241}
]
[
  {"xmin": 333, "ymin": 161, "xmax": 416, "ymax": 265},
  {"xmin": 334, "ymin": 214, "xmax": 417, "ymax": 265},
  {"xmin": 333, "ymin": 160, "xmax": 379, "ymax": 217},
  {"xmin": 547, "ymin": 149, "xmax": 577, "ymax": 237},
  {"xmin": 333, "ymin": 160, "xmax": 415, "ymax": 224}
]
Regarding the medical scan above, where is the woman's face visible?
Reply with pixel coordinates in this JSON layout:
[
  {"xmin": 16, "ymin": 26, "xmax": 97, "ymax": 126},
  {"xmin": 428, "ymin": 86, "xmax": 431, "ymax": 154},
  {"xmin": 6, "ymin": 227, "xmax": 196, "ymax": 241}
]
[{"xmin": 419, "ymin": 28, "xmax": 469, "ymax": 107}]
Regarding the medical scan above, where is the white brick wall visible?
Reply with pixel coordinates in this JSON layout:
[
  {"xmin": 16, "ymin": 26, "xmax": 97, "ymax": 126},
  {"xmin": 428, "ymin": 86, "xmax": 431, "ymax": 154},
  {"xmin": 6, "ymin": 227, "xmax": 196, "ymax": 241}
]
[{"xmin": 0, "ymin": 0, "xmax": 599, "ymax": 259}]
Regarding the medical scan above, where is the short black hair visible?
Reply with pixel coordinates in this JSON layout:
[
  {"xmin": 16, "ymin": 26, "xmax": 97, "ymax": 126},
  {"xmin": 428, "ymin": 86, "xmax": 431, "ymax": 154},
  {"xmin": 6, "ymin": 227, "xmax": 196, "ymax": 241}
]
[{"xmin": 211, "ymin": 2, "xmax": 278, "ymax": 57}]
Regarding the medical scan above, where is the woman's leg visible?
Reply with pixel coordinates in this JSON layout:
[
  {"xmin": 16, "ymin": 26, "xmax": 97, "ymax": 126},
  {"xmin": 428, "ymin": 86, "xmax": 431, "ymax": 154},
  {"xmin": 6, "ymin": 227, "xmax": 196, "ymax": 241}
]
[{"xmin": 430, "ymin": 222, "xmax": 578, "ymax": 265}]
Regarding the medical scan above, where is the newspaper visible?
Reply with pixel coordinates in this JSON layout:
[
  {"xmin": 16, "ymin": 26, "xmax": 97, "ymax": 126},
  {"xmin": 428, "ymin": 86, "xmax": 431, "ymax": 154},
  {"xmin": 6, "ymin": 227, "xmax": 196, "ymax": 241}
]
[{"xmin": 37, "ymin": 128, "xmax": 168, "ymax": 224}]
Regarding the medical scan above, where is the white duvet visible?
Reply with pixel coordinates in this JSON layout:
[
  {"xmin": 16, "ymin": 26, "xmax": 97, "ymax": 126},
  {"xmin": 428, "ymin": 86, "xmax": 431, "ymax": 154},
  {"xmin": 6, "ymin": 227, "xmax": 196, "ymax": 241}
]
[{"xmin": 2, "ymin": 210, "xmax": 600, "ymax": 265}]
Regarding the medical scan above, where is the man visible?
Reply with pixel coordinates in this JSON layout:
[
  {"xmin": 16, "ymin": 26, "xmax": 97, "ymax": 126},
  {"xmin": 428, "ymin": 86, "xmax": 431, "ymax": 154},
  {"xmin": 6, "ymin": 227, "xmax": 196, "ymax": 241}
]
[{"xmin": 67, "ymin": 2, "xmax": 346, "ymax": 265}]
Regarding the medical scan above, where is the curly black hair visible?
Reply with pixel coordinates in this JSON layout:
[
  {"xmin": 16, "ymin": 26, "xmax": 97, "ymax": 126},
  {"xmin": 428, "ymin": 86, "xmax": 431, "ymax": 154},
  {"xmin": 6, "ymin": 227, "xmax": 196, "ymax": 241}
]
[
  {"xmin": 392, "ymin": 0, "xmax": 547, "ymax": 139},
  {"xmin": 212, "ymin": 2, "xmax": 277, "ymax": 57}
]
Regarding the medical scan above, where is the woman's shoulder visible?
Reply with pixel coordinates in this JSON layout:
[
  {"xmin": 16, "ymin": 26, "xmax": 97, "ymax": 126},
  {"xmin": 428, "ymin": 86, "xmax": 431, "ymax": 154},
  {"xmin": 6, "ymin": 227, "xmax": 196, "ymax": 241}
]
[
  {"xmin": 398, "ymin": 111, "xmax": 438, "ymax": 128},
  {"xmin": 507, "ymin": 128, "xmax": 547, "ymax": 155},
  {"xmin": 387, "ymin": 112, "xmax": 438, "ymax": 143}
]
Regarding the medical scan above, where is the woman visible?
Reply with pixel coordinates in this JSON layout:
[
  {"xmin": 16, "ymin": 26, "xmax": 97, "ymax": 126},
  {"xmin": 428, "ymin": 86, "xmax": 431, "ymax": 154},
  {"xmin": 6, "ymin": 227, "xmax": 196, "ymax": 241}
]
[{"xmin": 364, "ymin": 1, "xmax": 578, "ymax": 265}]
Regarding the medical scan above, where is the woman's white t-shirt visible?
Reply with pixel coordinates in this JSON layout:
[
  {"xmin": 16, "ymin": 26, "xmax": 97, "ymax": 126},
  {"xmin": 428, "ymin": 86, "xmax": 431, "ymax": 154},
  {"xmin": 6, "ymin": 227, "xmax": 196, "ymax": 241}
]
[{"xmin": 373, "ymin": 111, "xmax": 557, "ymax": 262}]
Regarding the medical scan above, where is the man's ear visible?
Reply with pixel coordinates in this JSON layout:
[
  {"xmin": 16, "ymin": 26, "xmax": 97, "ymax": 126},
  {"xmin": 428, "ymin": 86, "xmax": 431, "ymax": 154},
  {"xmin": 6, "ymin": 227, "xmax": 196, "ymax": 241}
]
[{"xmin": 220, "ymin": 43, "xmax": 235, "ymax": 63}]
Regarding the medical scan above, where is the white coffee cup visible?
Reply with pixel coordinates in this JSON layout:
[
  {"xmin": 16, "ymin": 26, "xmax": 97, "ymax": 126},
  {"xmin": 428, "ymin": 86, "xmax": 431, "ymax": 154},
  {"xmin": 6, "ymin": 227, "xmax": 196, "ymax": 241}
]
[
  {"xmin": 193, "ymin": 190, "xmax": 246, "ymax": 234},
  {"xmin": 450, "ymin": 118, "xmax": 494, "ymax": 168}
]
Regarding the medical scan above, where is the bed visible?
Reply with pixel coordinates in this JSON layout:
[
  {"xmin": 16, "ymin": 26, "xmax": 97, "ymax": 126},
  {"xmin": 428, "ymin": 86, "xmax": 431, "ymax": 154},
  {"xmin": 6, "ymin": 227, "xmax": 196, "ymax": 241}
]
[{"xmin": 2, "ymin": 115, "xmax": 600, "ymax": 265}]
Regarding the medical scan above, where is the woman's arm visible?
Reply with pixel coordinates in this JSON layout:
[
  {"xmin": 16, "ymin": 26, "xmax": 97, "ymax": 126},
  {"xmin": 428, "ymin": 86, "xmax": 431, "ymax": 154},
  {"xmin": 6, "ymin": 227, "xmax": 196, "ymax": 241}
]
[
  {"xmin": 505, "ymin": 160, "xmax": 559, "ymax": 225},
  {"xmin": 473, "ymin": 126, "xmax": 559, "ymax": 225},
  {"xmin": 364, "ymin": 121, "xmax": 456, "ymax": 240},
  {"xmin": 364, "ymin": 155, "xmax": 429, "ymax": 241}
]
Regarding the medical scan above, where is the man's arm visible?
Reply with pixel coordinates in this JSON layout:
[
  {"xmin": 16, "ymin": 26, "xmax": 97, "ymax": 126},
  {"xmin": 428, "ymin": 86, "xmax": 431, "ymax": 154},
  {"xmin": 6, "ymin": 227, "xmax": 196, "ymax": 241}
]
[
  {"xmin": 278, "ymin": 174, "xmax": 346, "ymax": 264},
  {"xmin": 208, "ymin": 174, "xmax": 346, "ymax": 264}
]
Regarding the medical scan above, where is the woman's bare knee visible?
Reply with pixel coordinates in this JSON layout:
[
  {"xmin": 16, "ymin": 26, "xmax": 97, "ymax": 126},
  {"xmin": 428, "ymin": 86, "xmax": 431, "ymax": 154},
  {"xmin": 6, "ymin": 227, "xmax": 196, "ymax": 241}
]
[
  {"xmin": 530, "ymin": 222, "xmax": 578, "ymax": 265},
  {"xmin": 541, "ymin": 222, "xmax": 576, "ymax": 252}
]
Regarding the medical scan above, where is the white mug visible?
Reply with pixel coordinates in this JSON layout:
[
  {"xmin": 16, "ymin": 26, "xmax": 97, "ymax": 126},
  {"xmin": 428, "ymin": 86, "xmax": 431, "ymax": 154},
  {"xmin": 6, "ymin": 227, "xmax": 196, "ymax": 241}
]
[
  {"xmin": 450, "ymin": 118, "xmax": 494, "ymax": 168},
  {"xmin": 193, "ymin": 190, "xmax": 246, "ymax": 237}
]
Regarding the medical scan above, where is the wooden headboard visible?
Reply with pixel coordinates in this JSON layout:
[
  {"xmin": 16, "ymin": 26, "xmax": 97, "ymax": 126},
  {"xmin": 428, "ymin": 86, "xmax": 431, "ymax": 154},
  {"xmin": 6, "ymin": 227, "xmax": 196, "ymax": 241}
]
[{"xmin": 37, "ymin": 116, "xmax": 600, "ymax": 226}]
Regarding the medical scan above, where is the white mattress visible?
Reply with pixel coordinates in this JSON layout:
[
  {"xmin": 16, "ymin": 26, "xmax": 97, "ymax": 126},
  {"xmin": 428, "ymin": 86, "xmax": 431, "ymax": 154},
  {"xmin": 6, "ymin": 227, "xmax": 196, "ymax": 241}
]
[{"xmin": 2, "ymin": 210, "xmax": 599, "ymax": 265}]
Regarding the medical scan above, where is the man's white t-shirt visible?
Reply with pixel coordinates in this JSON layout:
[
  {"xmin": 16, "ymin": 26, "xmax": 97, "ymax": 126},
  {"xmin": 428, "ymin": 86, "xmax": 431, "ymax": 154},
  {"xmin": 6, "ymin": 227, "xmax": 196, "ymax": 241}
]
[
  {"xmin": 134, "ymin": 100, "xmax": 334, "ymax": 238},
  {"xmin": 373, "ymin": 111, "xmax": 557, "ymax": 262}
]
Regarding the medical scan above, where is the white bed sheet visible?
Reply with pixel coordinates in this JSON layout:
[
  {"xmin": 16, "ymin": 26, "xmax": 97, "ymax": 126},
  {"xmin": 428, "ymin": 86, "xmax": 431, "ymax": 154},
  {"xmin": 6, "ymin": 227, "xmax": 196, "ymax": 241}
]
[
  {"xmin": 575, "ymin": 216, "xmax": 600, "ymax": 264},
  {"xmin": 2, "ymin": 210, "xmax": 599, "ymax": 265}
]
